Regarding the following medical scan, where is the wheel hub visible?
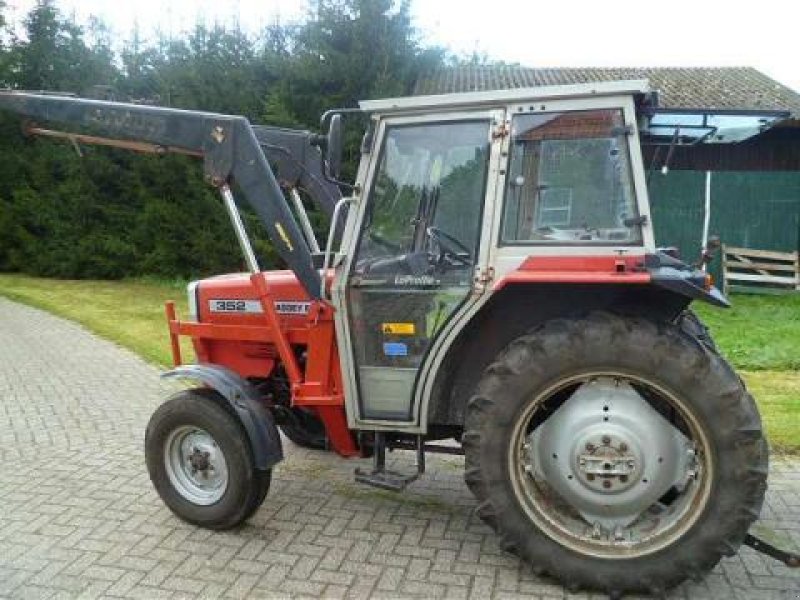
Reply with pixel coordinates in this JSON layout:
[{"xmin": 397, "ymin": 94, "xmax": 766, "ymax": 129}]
[
  {"xmin": 164, "ymin": 427, "xmax": 229, "ymax": 505},
  {"xmin": 526, "ymin": 378, "xmax": 695, "ymax": 534},
  {"xmin": 574, "ymin": 432, "xmax": 642, "ymax": 494}
]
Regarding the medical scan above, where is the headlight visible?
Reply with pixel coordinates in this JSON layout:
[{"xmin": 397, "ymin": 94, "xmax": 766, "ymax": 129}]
[{"xmin": 187, "ymin": 281, "xmax": 200, "ymax": 322}]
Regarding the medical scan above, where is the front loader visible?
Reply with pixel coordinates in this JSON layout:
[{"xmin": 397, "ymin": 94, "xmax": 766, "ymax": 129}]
[{"xmin": 1, "ymin": 81, "xmax": 796, "ymax": 597}]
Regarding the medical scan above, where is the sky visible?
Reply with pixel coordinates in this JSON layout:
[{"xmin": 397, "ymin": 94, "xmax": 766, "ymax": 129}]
[{"xmin": 5, "ymin": 0, "xmax": 799, "ymax": 92}]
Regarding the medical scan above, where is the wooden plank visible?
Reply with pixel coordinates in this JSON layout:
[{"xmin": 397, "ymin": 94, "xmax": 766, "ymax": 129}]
[
  {"xmin": 722, "ymin": 246, "xmax": 730, "ymax": 295},
  {"xmin": 725, "ymin": 273, "xmax": 797, "ymax": 285},
  {"xmin": 726, "ymin": 260, "xmax": 798, "ymax": 272},
  {"xmin": 724, "ymin": 246, "xmax": 798, "ymax": 261},
  {"xmin": 728, "ymin": 252, "xmax": 771, "ymax": 276}
]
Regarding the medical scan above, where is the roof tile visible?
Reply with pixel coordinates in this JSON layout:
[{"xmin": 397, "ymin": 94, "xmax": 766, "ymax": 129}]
[{"xmin": 413, "ymin": 66, "xmax": 800, "ymax": 116}]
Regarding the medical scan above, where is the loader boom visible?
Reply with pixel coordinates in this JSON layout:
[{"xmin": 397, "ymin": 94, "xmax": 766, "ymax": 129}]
[{"xmin": 0, "ymin": 91, "xmax": 328, "ymax": 298}]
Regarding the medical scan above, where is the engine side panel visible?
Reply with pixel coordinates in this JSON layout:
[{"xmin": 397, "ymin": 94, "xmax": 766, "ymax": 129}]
[{"xmin": 192, "ymin": 271, "xmax": 310, "ymax": 378}]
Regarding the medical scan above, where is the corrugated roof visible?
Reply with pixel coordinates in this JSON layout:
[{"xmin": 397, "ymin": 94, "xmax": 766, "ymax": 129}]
[{"xmin": 413, "ymin": 66, "xmax": 800, "ymax": 116}]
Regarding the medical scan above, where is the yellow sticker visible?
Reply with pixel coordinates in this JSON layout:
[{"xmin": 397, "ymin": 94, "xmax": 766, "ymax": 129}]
[
  {"xmin": 275, "ymin": 222, "xmax": 294, "ymax": 252},
  {"xmin": 382, "ymin": 322, "xmax": 415, "ymax": 335}
]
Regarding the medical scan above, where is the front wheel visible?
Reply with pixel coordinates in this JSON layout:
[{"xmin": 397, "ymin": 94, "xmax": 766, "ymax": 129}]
[
  {"xmin": 463, "ymin": 312, "xmax": 767, "ymax": 595},
  {"xmin": 145, "ymin": 388, "xmax": 271, "ymax": 530}
]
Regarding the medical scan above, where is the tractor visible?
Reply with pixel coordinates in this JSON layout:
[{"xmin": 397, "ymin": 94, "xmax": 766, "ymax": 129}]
[{"xmin": 0, "ymin": 80, "xmax": 795, "ymax": 596}]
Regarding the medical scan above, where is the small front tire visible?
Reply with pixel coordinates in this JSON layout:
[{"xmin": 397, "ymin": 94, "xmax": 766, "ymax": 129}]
[{"xmin": 145, "ymin": 388, "xmax": 271, "ymax": 530}]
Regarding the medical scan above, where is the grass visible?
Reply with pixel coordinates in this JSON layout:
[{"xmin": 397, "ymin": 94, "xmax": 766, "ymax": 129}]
[
  {"xmin": 0, "ymin": 273, "xmax": 192, "ymax": 366},
  {"xmin": 0, "ymin": 273, "xmax": 798, "ymax": 451},
  {"xmin": 741, "ymin": 371, "xmax": 800, "ymax": 454},
  {"xmin": 694, "ymin": 294, "xmax": 800, "ymax": 371}
]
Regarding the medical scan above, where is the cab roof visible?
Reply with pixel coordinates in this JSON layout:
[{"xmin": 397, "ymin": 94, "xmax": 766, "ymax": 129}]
[{"xmin": 359, "ymin": 79, "xmax": 652, "ymax": 115}]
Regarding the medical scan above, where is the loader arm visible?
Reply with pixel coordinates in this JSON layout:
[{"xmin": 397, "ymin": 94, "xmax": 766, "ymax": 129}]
[
  {"xmin": 0, "ymin": 91, "xmax": 323, "ymax": 299},
  {"xmin": 251, "ymin": 125, "xmax": 341, "ymax": 218}
]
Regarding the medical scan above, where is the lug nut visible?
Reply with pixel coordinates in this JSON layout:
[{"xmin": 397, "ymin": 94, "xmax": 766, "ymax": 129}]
[
  {"xmin": 620, "ymin": 475, "xmax": 628, "ymax": 483},
  {"xmin": 619, "ymin": 443, "xmax": 628, "ymax": 452},
  {"xmin": 587, "ymin": 474, "xmax": 595, "ymax": 481},
  {"xmin": 602, "ymin": 435, "xmax": 611, "ymax": 445},
  {"xmin": 603, "ymin": 480, "xmax": 612, "ymax": 489}
]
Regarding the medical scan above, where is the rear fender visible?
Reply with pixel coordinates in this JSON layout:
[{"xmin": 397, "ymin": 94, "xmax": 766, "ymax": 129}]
[
  {"xmin": 426, "ymin": 283, "xmax": 692, "ymax": 428},
  {"xmin": 161, "ymin": 363, "xmax": 283, "ymax": 470}
]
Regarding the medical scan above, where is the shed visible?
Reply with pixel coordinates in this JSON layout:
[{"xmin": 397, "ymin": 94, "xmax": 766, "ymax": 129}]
[{"xmin": 413, "ymin": 66, "xmax": 800, "ymax": 282}]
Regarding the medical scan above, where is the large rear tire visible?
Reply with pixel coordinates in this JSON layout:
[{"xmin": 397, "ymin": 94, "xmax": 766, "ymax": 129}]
[
  {"xmin": 463, "ymin": 312, "xmax": 767, "ymax": 595},
  {"xmin": 146, "ymin": 388, "xmax": 271, "ymax": 530}
]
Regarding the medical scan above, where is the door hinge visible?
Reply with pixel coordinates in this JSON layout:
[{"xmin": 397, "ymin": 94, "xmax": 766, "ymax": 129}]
[
  {"xmin": 475, "ymin": 266, "xmax": 495, "ymax": 288},
  {"xmin": 492, "ymin": 123, "xmax": 509, "ymax": 140}
]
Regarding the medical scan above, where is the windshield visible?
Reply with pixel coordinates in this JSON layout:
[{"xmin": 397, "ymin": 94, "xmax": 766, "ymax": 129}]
[{"xmin": 501, "ymin": 109, "xmax": 642, "ymax": 245}]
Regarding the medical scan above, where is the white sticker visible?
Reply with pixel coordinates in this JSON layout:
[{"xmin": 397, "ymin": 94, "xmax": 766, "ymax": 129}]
[{"xmin": 208, "ymin": 299, "xmax": 264, "ymax": 314}]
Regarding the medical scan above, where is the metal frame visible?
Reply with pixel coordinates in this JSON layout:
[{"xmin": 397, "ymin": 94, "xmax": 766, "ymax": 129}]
[{"xmin": 641, "ymin": 108, "xmax": 791, "ymax": 146}]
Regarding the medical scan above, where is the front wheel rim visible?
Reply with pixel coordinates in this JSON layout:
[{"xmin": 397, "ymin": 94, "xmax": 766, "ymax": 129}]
[
  {"xmin": 509, "ymin": 372, "xmax": 713, "ymax": 559},
  {"xmin": 164, "ymin": 425, "xmax": 229, "ymax": 505}
]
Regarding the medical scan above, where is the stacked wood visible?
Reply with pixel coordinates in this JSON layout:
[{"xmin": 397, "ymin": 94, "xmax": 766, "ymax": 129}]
[{"xmin": 722, "ymin": 246, "xmax": 799, "ymax": 295}]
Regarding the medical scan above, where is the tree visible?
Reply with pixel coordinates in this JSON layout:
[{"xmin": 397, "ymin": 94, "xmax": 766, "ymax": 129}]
[{"xmin": 0, "ymin": 0, "xmax": 453, "ymax": 281}]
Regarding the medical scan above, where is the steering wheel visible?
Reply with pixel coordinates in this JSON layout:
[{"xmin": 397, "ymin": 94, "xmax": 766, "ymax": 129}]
[{"xmin": 427, "ymin": 226, "xmax": 472, "ymax": 267}]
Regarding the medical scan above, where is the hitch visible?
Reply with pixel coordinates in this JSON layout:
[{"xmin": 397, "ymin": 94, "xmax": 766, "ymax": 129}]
[{"xmin": 743, "ymin": 533, "xmax": 800, "ymax": 568}]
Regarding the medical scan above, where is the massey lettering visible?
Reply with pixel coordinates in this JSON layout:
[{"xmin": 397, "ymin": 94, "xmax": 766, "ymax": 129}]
[{"xmin": 274, "ymin": 301, "xmax": 311, "ymax": 315}]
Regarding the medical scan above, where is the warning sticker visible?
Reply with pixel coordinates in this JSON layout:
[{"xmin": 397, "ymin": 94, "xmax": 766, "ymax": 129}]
[{"xmin": 382, "ymin": 322, "xmax": 416, "ymax": 335}]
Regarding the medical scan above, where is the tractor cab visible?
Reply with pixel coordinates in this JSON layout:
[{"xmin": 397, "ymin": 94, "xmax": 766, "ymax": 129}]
[{"xmin": 332, "ymin": 80, "xmax": 658, "ymax": 429}]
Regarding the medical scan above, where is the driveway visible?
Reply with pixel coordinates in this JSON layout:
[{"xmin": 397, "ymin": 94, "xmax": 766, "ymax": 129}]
[{"xmin": 0, "ymin": 297, "xmax": 798, "ymax": 599}]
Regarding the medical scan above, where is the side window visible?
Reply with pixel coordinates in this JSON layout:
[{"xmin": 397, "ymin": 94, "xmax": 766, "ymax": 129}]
[
  {"xmin": 501, "ymin": 109, "xmax": 642, "ymax": 245},
  {"xmin": 353, "ymin": 120, "xmax": 490, "ymax": 278}
]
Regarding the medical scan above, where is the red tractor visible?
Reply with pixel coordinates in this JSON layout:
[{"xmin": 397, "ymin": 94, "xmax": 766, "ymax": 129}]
[{"xmin": 1, "ymin": 81, "xmax": 795, "ymax": 596}]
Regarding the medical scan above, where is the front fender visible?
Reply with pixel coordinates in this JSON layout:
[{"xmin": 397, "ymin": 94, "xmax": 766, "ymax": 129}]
[{"xmin": 161, "ymin": 363, "xmax": 283, "ymax": 470}]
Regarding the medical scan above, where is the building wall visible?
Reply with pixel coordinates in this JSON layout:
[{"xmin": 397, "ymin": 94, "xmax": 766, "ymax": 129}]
[{"xmin": 649, "ymin": 171, "xmax": 800, "ymax": 280}]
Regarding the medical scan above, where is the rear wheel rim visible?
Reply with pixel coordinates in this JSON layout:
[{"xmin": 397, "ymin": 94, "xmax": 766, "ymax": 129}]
[
  {"xmin": 164, "ymin": 425, "xmax": 229, "ymax": 505},
  {"xmin": 509, "ymin": 372, "xmax": 713, "ymax": 559}
]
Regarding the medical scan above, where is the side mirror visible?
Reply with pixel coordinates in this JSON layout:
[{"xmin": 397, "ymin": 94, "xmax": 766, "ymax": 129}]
[{"xmin": 326, "ymin": 113, "xmax": 343, "ymax": 180}]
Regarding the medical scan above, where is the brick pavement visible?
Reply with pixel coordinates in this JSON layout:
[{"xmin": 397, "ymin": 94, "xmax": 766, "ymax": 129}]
[{"xmin": 0, "ymin": 296, "xmax": 798, "ymax": 599}]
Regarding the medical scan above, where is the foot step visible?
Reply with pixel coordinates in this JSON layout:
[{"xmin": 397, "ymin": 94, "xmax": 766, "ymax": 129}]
[{"xmin": 354, "ymin": 432, "xmax": 425, "ymax": 492}]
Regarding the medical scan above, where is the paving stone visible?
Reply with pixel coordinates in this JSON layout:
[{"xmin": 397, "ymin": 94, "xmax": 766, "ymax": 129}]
[{"xmin": 0, "ymin": 296, "xmax": 799, "ymax": 599}]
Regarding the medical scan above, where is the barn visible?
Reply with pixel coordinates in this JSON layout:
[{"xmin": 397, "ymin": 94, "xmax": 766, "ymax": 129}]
[{"xmin": 413, "ymin": 66, "xmax": 800, "ymax": 290}]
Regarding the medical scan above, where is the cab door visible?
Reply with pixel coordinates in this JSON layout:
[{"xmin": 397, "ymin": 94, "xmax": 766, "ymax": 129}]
[{"xmin": 334, "ymin": 112, "xmax": 498, "ymax": 425}]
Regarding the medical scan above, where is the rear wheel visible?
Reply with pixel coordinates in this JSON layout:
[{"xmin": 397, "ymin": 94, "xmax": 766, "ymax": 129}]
[
  {"xmin": 676, "ymin": 308, "xmax": 718, "ymax": 352},
  {"xmin": 463, "ymin": 312, "xmax": 767, "ymax": 595},
  {"xmin": 146, "ymin": 388, "xmax": 271, "ymax": 530}
]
